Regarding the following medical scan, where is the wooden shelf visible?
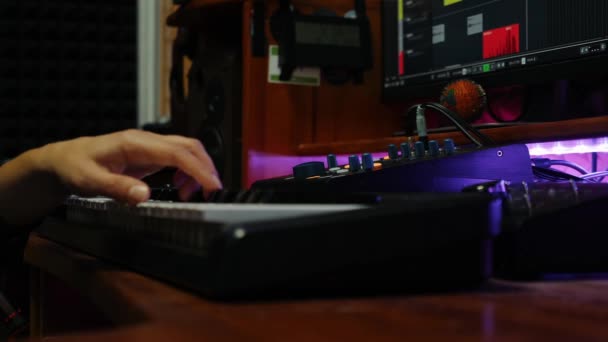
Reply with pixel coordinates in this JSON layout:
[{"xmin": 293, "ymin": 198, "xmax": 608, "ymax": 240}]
[{"xmin": 296, "ymin": 117, "xmax": 608, "ymax": 155}]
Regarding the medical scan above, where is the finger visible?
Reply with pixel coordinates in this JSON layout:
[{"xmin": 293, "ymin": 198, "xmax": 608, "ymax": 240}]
[
  {"xmin": 121, "ymin": 135, "xmax": 222, "ymax": 191},
  {"xmin": 177, "ymin": 177, "xmax": 202, "ymax": 202},
  {"xmin": 77, "ymin": 161, "xmax": 150, "ymax": 205},
  {"xmin": 163, "ymin": 135, "xmax": 218, "ymax": 175},
  {"xmin": 172, "ymin": 169, "xmax": 189, "ymax": 188},
  {"xmin": 170, "ymin": 149, "xmax": 223, "ymax": 192}
]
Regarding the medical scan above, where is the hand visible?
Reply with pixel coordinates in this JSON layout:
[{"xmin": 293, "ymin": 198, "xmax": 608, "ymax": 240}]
[
  {"xmin": 41, "ymin": 129, "xmax": 223, "ymax": 203},
  {"xmin": 0, "ymin": 129, "xmax": 223, "ymax": 225}
]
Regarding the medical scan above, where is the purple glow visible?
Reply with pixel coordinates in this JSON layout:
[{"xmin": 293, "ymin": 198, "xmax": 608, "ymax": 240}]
[
  {"xmin": 526, "ymin": 137, "xmax": 608, "ymax": 156},
  {"xmin": 246, "ymin": 137, "xmax": 608, "ymax": 185},
  {"xmin": 525, "ymin": 137, "xmax": 608, "ymax": 180}
]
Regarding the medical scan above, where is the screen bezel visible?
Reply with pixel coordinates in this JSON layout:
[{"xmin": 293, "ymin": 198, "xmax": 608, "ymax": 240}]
[{"xmin": 380, "ymin": 4, "xmax": 608, "ymax": 103}]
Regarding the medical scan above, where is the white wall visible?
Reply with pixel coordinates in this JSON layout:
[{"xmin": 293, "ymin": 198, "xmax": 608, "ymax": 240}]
[{"xmin": 137, "ymin": 0, "xmax": 161, "ymax": 127}]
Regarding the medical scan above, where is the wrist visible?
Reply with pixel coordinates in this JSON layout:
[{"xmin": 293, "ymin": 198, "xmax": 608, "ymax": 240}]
[
  {"xmin": 28, "ymin": 142, "xmax": 56, "ymax": 175},
  {"xmin": 19, "ymin": 143, "xmax": 71, "ymax": 202}
]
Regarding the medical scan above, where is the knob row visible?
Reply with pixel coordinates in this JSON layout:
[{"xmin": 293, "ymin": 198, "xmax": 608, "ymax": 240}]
[
  {"xmin": 388, "ymin": 138, "xmax": 455, "ymax": 160},
  {"xmin": 292, "ymin": 138, "xmax": 456, "ymax": 180}
]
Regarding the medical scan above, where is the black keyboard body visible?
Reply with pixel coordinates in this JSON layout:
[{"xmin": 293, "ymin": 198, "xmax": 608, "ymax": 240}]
[
  {"xmin": 36, "ymin": 192, "xmax": 501, "ymax": 299},
  {"xmin": 466, "ymin": 181, "xmax": 608, "ymax": 279}
]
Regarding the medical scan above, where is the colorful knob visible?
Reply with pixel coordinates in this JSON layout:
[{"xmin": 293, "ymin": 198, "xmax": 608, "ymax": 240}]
[
  {"xmin": 361, "ymin": 153, "xmax": 374, "ymax": 170},
  {"xmin": 444, "ymin": 138, "xmax": 455, "ymax": 155},
  {"xmin": 327, "ymin": 154, "xmax": 338, "ymax": 168},
  {"xmin": 293, "ymin": 161, "xmax": 325, "ymax": 180},
  {"xmin": 428, "ymin": 140, "xmax": 440, "ymax": 157},
  {"xmin": 348, "ymin": 155, "xmax": 361, "ymax": 172},
  {"xmin": 388, "ymin": 144, "xmax": 399, "ymax": 160},
  {"xmin": 400, "ymin": 142, "xmax": 411, "ymax": 159},
  {"xmin": 414, "ymin": 141, "xmax": 425, "ymax": 158}
]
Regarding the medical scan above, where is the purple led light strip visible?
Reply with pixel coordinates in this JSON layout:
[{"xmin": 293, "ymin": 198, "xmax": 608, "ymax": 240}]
[{"xmin": 526, "ymin": 137, "xmax": 608, "ymax": 156}]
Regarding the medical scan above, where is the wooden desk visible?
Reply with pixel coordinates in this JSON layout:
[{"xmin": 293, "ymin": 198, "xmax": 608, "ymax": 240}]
[{"xmin": 23, "ymin": 234, "xmax": 608, "ymax": 341}]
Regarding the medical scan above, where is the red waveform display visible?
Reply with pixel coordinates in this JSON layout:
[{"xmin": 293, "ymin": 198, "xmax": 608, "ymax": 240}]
[{"xmin": 482, "ymin": 24, "xmax": 520, "ymax": 59}]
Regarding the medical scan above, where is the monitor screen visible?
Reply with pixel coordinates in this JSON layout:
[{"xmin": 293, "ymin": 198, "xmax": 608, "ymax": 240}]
[{"xmin": 382, "ymin": 0, "xmax": 608, "ymax": 101}]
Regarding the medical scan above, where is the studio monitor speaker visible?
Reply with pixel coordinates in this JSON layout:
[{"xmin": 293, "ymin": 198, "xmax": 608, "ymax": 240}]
[{"xmin": 170, "ymin": 10, "xmax": 242, "ymax": 189}]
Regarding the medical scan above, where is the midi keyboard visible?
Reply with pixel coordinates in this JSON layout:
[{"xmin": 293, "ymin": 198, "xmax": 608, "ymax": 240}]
[{"xmin": 36, "ymin": 191, "xmax": 501, "ymax": 299}]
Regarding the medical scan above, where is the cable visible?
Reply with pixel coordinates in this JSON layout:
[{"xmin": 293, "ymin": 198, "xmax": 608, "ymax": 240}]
[
  {"xmin": 404, "ymin": 102, "xmax": 496, "ymax": 147},
  {"xmin": 581, "ymin": 171, "xmax": 608, "ymax": 181},
  {"xmin": 425, "ymin": 102, "xmax": 496, "ymax": 145},
  {"xmin": 532, "ymin": 166, "xmax": 588, "ymax": 182},
  {"xmin": 405, "ymin": 103, "xmax": 483, "ymax": 147},
  {"xmin": 531, "ymin": 158, "xmax": 589, "ymax": 175},
  {"xmin": 547, "ymin": 160, "xmax": 589, "ymax": 175}
]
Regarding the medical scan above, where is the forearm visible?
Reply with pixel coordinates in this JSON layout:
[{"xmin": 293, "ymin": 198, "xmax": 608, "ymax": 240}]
[{"xmin": 0, "ymin": 146, "xmax": 68, "ymax": 226}]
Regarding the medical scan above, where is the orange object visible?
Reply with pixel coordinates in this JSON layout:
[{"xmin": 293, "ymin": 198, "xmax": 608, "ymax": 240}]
[{"xmin": 439, "ymin": 79, "xmax": 487, "ymax": 122}]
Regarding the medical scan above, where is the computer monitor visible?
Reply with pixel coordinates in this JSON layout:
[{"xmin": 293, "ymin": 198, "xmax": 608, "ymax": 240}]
[{"xmin": 382, "ymin": 0, "xmax": 608, "ymax": 101}]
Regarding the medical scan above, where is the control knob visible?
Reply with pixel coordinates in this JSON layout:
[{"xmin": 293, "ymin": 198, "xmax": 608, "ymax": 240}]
[
  {"xmin": 348, "ymin": 155, "xmax": 361, "ymax": 172},
  {"xmin": 293, "ymin": 161, "xmax": 325, "ymax": 180}
]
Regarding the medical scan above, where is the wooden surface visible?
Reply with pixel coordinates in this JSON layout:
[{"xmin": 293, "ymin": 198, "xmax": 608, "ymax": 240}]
[
  {"xmin": 240, "ymin": 0, "xmax": 401, "ymax": 157},
  {"xmin": 22, "ymin": 234, "xmax": 608, "ymax": 341},
  {"xmin": 167, "ymin": 0, "xmax": 401, "ymax": 156}
]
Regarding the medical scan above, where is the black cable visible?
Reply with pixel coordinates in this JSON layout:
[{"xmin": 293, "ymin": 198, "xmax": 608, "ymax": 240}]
[
  {"xmin": 548, "ymin": 160, "xmax": 589, "ymax": 175},
  {"xmin": 531, "ymin": 158, "xmax": 589, "ymax": 175},
  {"xmin": 425, "ymin": 102, "xmax": 496, "ymax": 145},
  {"xmin": 404, "ymin": 102, "xmax": 496, "ymax": 147},
  {"xmin": 405, "ymin": 104, "xmax": 482, "ymax": 147},
  {"xmin": 532, "ymin": 166, "xmax": 588, "ymax": 182}
]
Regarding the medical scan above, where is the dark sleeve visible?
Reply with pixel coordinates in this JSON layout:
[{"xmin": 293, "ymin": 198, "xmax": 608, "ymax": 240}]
[
  {"xmin": 0, "ymin": 218, "xmax": 36, "ymax": 269},
  {"xmin": 0, "ymin": 218, "xmax": 36, "ymax": 329}
]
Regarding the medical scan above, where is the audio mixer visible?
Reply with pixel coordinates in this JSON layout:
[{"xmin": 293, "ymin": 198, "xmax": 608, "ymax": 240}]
[{"xmin": 252, "ymin": 139, "xmax": 535, "ymax": 193}]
